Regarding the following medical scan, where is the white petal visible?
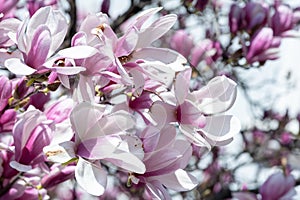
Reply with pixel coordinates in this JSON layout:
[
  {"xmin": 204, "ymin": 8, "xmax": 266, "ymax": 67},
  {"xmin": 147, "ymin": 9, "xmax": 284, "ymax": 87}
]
[
  {"xmin": 43, "ymin": 141, "xmax": 76, "ymax": 163},
  {"xmin": 57, "ymin": 46, "xmax": 98, "ymax": 59},
  {"xmin": 132, "ymin": 47, "xmax": 187, "ymax": 71},
  {"xmin": 175, "ymin": 69, "xmax": 191, "ymax": 104},
  {"xmin": 136, "ymin": 14, "xmax": 177, "ymax": 48},
  {"xmin": 5, "ymin": 58, "xmax": 36, "ymax": 75},
  {"xmin": 192, "ymin": 75, "xmax": 237, "ymax": 114},
  {"xmin": 105, "ymin": 151, "xmax": 146, "ymax": 174},
  {"xmin": 179, "ymin": 125, "xmax": 211, "ymax": 149},
  {"xmin": 9, "ymin": 161, "xmax": 32, "ymax": 172},
  {"xmin": 75, "ymin": 157, "xmax": 107, "ymax": 196},
  {"xmin": 201, "ymin": 115, "xmax": 241, "ymax": 145},
  {"xmin": 70, "ymin": 101, "xmax": 105, "ymax": 142},
  {"xmin": 159, "ymin": 169, "xmax": 198, "ymax": 191},
  {"xmin": 72, "ymin": 75, "xmax": 95, "ymax": 103}
]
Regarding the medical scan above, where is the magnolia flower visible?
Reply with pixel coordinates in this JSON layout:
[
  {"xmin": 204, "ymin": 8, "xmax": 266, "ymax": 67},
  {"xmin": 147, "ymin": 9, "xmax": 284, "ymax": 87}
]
[
  {"xmin": 191, "ymin": 39, "xmax": 223, "ymax": 67},
  {"xmin": 10, "ymin": 106, "xmax": 55, "ymax": 172},
  {"xmin": 229, "ymin": 4, "xmax": 244, "ymax": 35},
  {"xmin": 0, "ymin": 0, "xmax": 18, "ymax": 20},
  {"xmin": 259, "ymin": 172, "xmax": 296, "ymax": 200},
  {"xmin": 271, "ymin": 4, "xmax": 298, "ymax": 37},
  {"xmin": 150, "ymin": 69, "xmax": 240, "ymax": 149},
  {"xmin": 128, "ymin": 125, "xmax": 197, "ymax": 200},
  {"xmin": 3, "ymin": 6, "xmax": 96, "ymax": 83},
  {"xmin": 43, "ymin": 102, "xmax": 146, "ymax": 196},
  {"xmin": 72, "ymin": 7, "xmax": 187, "ymax": 92},
  {"xmin": 246, "ymin": 28, "xmax": 281, "ymax": 64},
  {"xmin": 243, "ymin": 2, "xmax": 269, "ymax": 33}
]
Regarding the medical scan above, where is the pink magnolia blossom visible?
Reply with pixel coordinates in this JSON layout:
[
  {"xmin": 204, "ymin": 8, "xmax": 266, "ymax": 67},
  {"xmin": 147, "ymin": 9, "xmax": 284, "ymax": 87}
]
[
  {"xmin": 128, "ymin": 125, "xmax": 198, "ymax": 200},
  {"xmin": 150, "ymin": 69, "xmax": 240, "ymax": 149},
  {"xmin": 271, "ymin": 4, "xmax": 299, "ymax": 37},
  {"xmin": 10, "ymin": 106, "xmax": 55, "ymax": 172},
  {"xmin": 3, "ymin": 6, "xmax": 89, "ymax": 79},
  {"xmin": 259, "ymin": 172, "xmax": 296, "ymax": 200},
  {"xmin": 246, "ymin": 28, "xmax": 281, "ymax": 64},
  {"xmin": 243, "ymin": 2, "xmax": 269, "ymax": 33},
  {"xmin": 43, "ymin": 102, "xmax": 146, "ymax": 196},
  {"xmin": 229, "ymin": 4, "xmax": 244, "ymax": 35},
  {"xmin": 67, "ymin": 8, "xmax": 188, "ymax": 105},
  {"xmin": 191, "ymin": 39, "xmax": 223, "ymax": 67},
  {"xmin": 170, "ymin": 30, "xmax": 194, "ymax": 59},
  {"xmin": 0, "ymin": 0, "xmax": 18, "ymax": 20}
]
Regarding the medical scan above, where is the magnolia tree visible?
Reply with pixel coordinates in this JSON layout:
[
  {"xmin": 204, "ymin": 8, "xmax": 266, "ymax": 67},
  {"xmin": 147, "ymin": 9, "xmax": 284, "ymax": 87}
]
[{"xmin": 0, "ymin": 0, "xmax": 299, "ymax": 199}]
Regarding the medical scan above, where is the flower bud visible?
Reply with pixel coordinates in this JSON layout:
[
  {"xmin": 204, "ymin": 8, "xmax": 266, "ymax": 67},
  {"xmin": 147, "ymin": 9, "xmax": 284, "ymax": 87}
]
[
  {"xmin": 229, "ymin": 4, "xmax": 244, "ymax": 35},
  {"xmin": 244, "ymin": 2, "xmax": 268, "ymax": 33},
  {"xmin": 271, "ymin": 5, "xmax": 294, "ymax": 36}
]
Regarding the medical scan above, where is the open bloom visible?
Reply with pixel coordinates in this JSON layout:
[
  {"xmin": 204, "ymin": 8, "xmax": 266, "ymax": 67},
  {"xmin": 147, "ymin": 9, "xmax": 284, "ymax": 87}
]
[
  {"xmin": 127, "ymin": 125, "xmax": 197, "ymax": 200},
  {"xmin": 10, "ymin": 106, "xmax": 55, "ymax": 172},
  {"xmin": 43, "ymin": 102, "xmax": 146, "ymax": 196},
  {"xmin": 70, "ymin": 7, "xmax": 187, "ymax": 99},
  {"xmin": 150, "ymin": 69, "xmax": 240, "ymax": 149}
]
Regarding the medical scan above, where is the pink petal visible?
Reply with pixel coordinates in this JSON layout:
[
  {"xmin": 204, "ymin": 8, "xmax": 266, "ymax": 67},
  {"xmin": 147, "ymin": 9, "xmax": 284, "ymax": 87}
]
[
  {"xmin": 27, "ymin": 6, "xmax": 68, "ymax": 55},
  {"xmin": 25, "ymin": 25, "xmax": 51, "ymax": 68},
  {"xmin": 115, "ymin": 27, "xmax": 138, "ymax": 57},
  {"xmin": 51, "ymin": 66, "xmax": 86, "ymax": 75},
  {"xmin": 149, "ymin": 101, "xmax": 177, "ymax": 129},
  {"xmin": 43, "ymin": 141, "xmax": 76, "ymax": 163},
  {"xmin": 77, "ymin": 136, "xmax": 121, "ymax": 159},
  {"xmin": 131, "ymin": 7, "xmax": 162, "ymax": 30},
  {"xmin": 136, "ymin": 14, "xmax": 177, "ymax": 48},
  {"xmin": 84, "ymin": 110, "xmax": 135, "ymax": 139}
]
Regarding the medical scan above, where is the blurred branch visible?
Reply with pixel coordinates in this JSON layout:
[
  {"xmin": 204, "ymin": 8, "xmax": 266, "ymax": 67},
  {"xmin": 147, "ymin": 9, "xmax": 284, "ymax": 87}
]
[{"xmin": 62, "ymin": 0, "xmax": 77, "ymax": 48}]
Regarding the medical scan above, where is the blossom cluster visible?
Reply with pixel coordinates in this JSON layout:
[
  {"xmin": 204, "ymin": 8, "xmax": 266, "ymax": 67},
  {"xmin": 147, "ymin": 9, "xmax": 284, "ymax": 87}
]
[{"xmin": 0, "ymin": 4, "xmax": 241, "ymax": 199}]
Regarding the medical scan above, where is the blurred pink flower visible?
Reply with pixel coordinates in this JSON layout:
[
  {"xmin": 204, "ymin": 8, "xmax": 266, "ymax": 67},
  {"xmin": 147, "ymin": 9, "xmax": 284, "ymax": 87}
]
[
  {"xmin": 244, "ymin": 2, "xmax": 269, "ymax": 33},
  {"xmin": 259, "ymin": 172, "xmax": 296, "ymax": 200},
  {"xmin": 170, "ymin": 30, "xmax": 194, "ymax": 59},
  {"xmin": 246, "ymin": 28, "xmax": 281, "ymax": 64}
]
